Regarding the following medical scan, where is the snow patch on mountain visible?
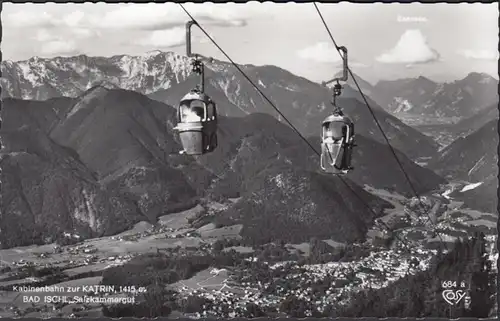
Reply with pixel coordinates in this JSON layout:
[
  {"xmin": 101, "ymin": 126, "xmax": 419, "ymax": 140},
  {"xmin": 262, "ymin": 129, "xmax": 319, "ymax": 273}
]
[
  {"xmin": 275, "ymin": 83, "xmax": 299, "ymax": 92},
  {"xmin": 433, "ymin": 84, "xmax": 445, "ymax": 95},
  {"xmin": 17, "ymin": 62, "xmax": 41, "ymax": 86},
  {"xmin": 144, "ymin": 50, "xmax": 164, "ymax": 59},
  {"xmin": 391, "ymin": 97, "xmax": 413, "ymax": 113},
  {"xmin": 479, "ymin": 75, "xmax": 494, "ymax": 84},
  {"xmin": 216, "ymin": 78, "xmax": 231, "ymax": 99},
  {"xmin": 467, "ymin": 155, "xmax": 486, "ymax": 177},
  {"xmin": 385, "ymin": 118, "xmax": 403, "ymax": 131},
  {"xmin": 460, "ymin": 182, "xmax": 483, "ymax": 192},
  {"xmin": 1, "ymin": 51, "xmax": 196, "ymax": 100},
  {"xmin": 442, "ymin": 188, "xmax": 454, "ymax": 200}
]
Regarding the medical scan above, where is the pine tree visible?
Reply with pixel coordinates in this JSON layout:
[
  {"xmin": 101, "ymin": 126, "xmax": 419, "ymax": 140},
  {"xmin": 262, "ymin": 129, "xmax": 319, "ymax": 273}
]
[{"xmin": 467, "ymin": 232, "xmax": 495, "ymax": 317}]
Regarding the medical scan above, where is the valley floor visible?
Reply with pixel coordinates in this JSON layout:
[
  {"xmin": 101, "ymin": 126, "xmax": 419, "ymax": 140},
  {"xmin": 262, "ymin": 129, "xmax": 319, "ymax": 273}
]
[{"xmin": 0, "ymin": 188, "xmax": 497, "ymax": 318}]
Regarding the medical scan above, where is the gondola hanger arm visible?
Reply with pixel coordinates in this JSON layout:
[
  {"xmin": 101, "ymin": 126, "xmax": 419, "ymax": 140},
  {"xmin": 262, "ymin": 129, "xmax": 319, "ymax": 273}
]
[
  {"xmin": 185, "ymin": 20, "xmax": 199, "ymax": 58},
  {"xmin": 185, "ymin": 20, "xmax": 206, "ymax": 92},
  {"xmin": 321, "ymin": 46, "xmax": 348, "ymax": 87},
  {"xmin": 186, "ymin": 20, "xmax": 215, "ymax": 62}
]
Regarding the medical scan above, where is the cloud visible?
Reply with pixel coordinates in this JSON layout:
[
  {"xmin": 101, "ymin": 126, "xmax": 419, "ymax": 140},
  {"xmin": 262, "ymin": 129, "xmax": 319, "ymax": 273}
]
[
  {"xmin": 40, "ymin": 40, "xmax": 79, "ymax": 57},
  {"xmin": 3, "ymin": 11, "xmax": 55, "ymax": 28},
  {"xmin": 4, "ymin": 9, "xmax": 98, "ymax": 41},
  {"xmin": 135, "ymin": 28, "xmax": 186, "ymax": 49},
  {"xmin": 98, "ymin": 4, "xmax": 248, "ymax": 30},
  {"xmin": 71, "ymin": 28, "xmax": 101, "ymax": 39},
  {"xmin": 297, "ymin": 42, "xmax": 369, "ymax": 70},
  {"xmin": 297, "ymin": 42, "xmax": 343, "ymax": 63},
  {"xmin": 33, "ymin": 28, "xmax": 97, "ymax": 57},
  {"xmin": 457, "ymin": 49, "xmax": 499, "ymax": 61},
  {"xmin": 35, "ymin": 29, "xmax": 59, "ymax": 42},
  {"xmin": 376, "ymin": 29, "xmax": 440, "ymax": 64},
  {"xmin": 186, "ymin": 5, "xmax": 248, "ymax": 27},
  {"xmin": 62, "ymin": 10, "xmax": 86, "ymax": 27}
]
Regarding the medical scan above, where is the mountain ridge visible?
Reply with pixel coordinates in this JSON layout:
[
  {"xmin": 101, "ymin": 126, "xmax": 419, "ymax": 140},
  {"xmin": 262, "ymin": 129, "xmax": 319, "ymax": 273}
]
[
  {"xmin": 1, "ymin": 87, "xmax": 446, "ymax": 247},
  {"xmin": 428, "ymin": 118, "xmax": 498, "ymax": 183},
  {"xmin": 426, "ymin": 118, "xmax": 498, "ymax": 213},
  {"xmin": 371, "ymin": 72, "xmax": 498, "ymax": 118}
]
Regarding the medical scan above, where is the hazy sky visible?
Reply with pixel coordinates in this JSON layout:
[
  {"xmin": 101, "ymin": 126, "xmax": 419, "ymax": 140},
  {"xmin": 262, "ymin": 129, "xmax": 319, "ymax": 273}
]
[{"xmin": 2, "ymin": 2, "xmax": 498, "ymax": 83}]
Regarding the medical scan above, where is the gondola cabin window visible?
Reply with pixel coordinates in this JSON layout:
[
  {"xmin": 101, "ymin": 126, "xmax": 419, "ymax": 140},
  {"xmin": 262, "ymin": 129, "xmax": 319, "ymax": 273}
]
[
  {"xmin": 180, "ymin": 100, "xmax": 206, "ymax": 123},
  {"xmin": 323, "ymin": 121, "xmax": 346, "ymax": 142},
  {"xmin": 206, "ymin": 102, "xmax": 215, "ymax": 121}
]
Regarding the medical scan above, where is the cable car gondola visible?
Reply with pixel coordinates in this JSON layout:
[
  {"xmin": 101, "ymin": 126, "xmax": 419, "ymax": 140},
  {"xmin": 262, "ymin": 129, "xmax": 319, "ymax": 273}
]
[
  {"xmin": 174, "ymin": 20, "xmax": 218, "ymax": 155},
  {"xmin": 320, "ymin": 46, "xmax": 356, "ymax": 175}
]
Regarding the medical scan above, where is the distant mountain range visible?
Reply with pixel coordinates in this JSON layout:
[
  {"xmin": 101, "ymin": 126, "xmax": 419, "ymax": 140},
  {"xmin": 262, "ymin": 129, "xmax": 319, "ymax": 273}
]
[
  {"xmin": 0, "ymin": 52, "xmax": 192, "ymax": 100},
  {"xmin": 345, "ymin": 72, "xmax": 498, "ymax": 118},
  {"xmin": 3, "ymin": 53, "xmax": 496, "ymax": 121},
  {"xmin": 0, "ymin": 87, "xmax": 446, "ymax": 248}
]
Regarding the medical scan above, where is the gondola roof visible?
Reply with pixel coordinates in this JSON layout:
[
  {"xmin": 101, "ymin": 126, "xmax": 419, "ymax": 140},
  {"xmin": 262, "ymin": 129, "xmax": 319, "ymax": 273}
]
[
  {"xmin": 180, "ymin": 90, "xmax": 213, "ymax": 103},
  {"xmin": 322, "ymin": 114, "xmax": 353, "ymax": 125}
]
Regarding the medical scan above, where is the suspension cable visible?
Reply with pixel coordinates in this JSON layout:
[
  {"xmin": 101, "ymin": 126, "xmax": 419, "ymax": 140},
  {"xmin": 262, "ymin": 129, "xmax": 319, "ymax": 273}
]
[
  {"xmin": 178, "ymin": 4, "xmax": 418, "ymax": 252},
  {"xmin": 313, "ymin": 2, "xmax": 448, "ymax": 251}
]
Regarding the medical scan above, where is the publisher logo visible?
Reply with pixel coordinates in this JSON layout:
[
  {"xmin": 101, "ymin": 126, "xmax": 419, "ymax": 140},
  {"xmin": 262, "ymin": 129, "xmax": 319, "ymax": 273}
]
[{"xmin": 442, "ymin": 289, "xmax": 467, "ymax": 306}]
